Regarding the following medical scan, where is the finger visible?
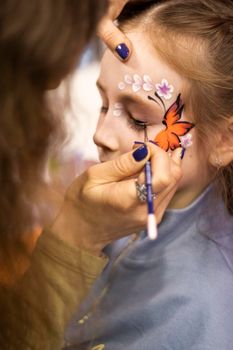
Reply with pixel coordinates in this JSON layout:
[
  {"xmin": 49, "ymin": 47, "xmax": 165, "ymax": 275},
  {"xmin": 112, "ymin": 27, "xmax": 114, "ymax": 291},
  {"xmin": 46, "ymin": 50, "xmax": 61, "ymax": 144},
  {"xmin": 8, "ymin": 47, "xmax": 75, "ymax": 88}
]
[
  {"xmin": 97, "ymin": 17, "xmax": 132, "ymax": 61},
  {"xmin": 147, "ymin": 144, "xmax": 172, "ymax": 193},
  {"xmin": 171, "ymin": 147, "xmax": 182, "ymax": 166},
  {"xmin": 87, "ymin": 144, "xmax": 150, "ymax": 183}
]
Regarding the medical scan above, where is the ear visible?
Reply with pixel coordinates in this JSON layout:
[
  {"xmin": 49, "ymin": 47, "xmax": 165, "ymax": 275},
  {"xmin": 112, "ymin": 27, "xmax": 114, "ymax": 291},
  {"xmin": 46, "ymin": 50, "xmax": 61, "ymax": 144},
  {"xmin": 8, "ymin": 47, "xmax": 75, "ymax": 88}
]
[{"xmin": 209, "ymin": 117, "xmax": 233, "ymax": 168}]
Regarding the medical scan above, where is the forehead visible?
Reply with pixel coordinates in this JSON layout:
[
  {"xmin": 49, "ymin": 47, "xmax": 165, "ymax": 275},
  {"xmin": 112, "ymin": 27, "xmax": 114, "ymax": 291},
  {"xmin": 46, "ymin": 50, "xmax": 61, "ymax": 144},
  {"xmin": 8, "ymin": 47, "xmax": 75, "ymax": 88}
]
[{"xmin": 99, "ymin": 31, "xmax": 184, "ymax": 101}]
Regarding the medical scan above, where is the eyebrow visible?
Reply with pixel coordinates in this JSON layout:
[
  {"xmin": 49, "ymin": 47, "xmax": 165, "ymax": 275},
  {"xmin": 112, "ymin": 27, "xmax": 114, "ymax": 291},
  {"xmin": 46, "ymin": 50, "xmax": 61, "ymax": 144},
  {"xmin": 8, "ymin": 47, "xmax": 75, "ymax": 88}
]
[{"xmin": 96, "ymin": 80, "xmax": 165, "ymax": 112}]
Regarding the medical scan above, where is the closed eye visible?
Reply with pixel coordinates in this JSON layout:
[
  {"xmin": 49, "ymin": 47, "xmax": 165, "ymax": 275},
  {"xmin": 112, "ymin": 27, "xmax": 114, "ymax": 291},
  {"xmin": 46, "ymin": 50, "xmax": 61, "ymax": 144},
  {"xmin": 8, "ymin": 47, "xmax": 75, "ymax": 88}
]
[{"xmin": 127, "ymin": 115, "xmax": 148, "ymax": 132}]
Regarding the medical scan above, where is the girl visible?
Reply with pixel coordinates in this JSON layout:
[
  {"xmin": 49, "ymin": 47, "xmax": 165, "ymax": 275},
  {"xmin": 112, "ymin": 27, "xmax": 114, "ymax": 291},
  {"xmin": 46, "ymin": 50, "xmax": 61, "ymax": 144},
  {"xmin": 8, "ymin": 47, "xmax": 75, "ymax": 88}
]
[{"xmin": 64, "ymin": 1, "xmax": 233, "ymax": 349}]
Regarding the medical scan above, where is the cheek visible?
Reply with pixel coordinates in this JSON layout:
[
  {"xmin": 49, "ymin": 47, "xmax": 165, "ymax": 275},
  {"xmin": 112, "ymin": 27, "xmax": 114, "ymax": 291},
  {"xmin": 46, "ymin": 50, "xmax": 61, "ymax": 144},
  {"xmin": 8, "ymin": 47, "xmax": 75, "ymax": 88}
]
[
  {"xmin": 179, "ymin": 137, "xmax": 210, "ymax": 187},
  {"xmin": 147, "ymin": 125, "xmax": 164, "ymax": 141},
  {"xmin": 119, "ymin": 127, "xmax": 145, "ymax": 153}
]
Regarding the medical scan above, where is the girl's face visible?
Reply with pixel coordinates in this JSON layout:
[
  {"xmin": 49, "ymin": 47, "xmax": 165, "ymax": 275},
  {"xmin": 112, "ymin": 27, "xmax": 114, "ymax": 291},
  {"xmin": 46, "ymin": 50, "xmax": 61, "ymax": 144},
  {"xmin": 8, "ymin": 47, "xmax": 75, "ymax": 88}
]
[{"xmin": 94, "ymin": 32, "xmax": 212, "ymax": 208}]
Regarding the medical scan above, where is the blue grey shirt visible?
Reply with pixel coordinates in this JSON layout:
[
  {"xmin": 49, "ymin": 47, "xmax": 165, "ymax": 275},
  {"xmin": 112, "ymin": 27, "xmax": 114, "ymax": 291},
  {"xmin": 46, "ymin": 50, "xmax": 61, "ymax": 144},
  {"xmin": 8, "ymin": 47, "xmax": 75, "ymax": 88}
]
[{"xmin": 64, "ymin": 186, "xmax": 233, "ymax": 350}]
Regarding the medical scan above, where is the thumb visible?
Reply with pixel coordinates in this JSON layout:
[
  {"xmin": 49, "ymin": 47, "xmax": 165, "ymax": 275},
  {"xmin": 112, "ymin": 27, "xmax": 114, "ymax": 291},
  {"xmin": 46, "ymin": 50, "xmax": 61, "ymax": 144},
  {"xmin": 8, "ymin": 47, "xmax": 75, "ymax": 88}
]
[
  {"xmin": 97, "ymin": 18, "xmax": 132, "ymax": 61},
  {"xmin": 88, "ymin": 144, "xmax": 150, "ymax": 183}
]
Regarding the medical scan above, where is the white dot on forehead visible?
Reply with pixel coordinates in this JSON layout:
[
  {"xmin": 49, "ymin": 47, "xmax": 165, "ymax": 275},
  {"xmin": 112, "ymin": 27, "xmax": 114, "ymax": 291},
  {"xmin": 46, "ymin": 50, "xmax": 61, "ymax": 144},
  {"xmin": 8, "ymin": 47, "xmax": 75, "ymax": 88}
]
[{"xmin": 118, "ymin": 82, "xmax": 125, "ymax": 90}]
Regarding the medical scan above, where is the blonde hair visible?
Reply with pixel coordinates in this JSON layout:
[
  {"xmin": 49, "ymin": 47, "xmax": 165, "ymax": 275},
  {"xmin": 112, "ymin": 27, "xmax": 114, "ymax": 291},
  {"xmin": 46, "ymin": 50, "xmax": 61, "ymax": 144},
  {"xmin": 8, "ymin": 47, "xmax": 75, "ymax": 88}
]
[{"xmin": 120, "ymin": 0, "xmax": 233, "ymax": 214}]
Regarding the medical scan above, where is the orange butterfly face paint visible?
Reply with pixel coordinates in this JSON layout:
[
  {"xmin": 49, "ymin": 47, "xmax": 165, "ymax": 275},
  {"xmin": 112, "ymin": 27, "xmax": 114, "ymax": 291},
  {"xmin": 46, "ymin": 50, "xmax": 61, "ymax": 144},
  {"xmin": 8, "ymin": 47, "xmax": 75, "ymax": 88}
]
[
  {"xmin": 152, "ymin": 94, "xmax": 195, "ymax": 152},
  {"xmin": 116, "ymin": 73, "xmax": 194, "ymax": 152}
]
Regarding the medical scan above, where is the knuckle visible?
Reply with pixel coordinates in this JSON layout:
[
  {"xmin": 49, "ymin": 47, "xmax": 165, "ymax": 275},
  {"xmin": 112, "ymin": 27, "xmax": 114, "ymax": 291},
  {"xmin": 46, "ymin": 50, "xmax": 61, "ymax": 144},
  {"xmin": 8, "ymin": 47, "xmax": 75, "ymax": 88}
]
[
  {"xmin": 154, "ymin": 174, "xmax": 171, "ymax": 189},
  {"xmin": 101, "ymin": 28, "xmax": 115, "ymax": 43},
  {"xmin": 113, "ymin": 156, "xmax": 131, "ymax": 176}
]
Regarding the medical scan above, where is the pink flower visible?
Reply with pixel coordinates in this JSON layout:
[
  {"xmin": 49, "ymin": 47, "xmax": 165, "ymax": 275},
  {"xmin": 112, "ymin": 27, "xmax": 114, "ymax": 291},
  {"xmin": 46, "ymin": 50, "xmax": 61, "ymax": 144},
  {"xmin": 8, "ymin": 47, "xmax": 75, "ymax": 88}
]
[
  {"xmin": 155, "ymin": 79, "xmax": 174, "ymax": 100},
  {"xmin": 180, "ymin": 133, "xmax": 193, "ymax": 148}
]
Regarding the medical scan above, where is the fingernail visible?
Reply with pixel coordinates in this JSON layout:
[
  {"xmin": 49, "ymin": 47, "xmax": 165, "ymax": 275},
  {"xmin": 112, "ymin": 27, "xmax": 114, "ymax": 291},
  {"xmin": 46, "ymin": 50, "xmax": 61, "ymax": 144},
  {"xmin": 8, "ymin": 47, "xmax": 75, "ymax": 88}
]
[
  {"xmin": 133, "ymin": 141, "xmax": 145, "ymax": 145},
  {"xmin": 132, "ymin": 144, "xmax": 148, "ymax": 162},
  {"xmin": 180, "ymin": 148, "xmax": 186, "ymax": 159},
  {"xmin": 115, "ymin": 43, "xmax": 130, "ymax": 60}
]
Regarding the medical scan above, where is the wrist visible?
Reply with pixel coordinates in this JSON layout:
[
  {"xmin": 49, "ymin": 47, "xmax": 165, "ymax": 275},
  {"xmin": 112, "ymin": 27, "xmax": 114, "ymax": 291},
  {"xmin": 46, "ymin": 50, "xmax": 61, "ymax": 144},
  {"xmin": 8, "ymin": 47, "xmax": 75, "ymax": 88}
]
[{"xmin": 51, "ymin": 202, "xmax": 104, "ymax": 257}]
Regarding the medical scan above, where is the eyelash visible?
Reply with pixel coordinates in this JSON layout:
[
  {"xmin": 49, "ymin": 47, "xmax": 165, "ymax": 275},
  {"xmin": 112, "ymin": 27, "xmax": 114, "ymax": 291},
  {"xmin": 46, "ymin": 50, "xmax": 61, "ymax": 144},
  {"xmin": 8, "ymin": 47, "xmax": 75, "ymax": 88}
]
[
  {"xmin": 127, "ymin": 116, "xmax": 147, "ymax": 132},
  {"xmin": 100, "ymin": 106, "xmax": 108, "ymax": 114},
  {"xmin": 100, "ymin": 105, "xmax": 147, "ymax": 132}
]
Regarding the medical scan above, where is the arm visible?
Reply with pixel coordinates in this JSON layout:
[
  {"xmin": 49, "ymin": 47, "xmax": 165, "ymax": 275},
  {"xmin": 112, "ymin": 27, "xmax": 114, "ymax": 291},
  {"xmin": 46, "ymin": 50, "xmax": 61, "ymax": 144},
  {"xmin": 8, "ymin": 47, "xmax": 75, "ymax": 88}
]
[
  {"xmin": 0, "ymin": 144, "xmax": 182, "ymax": 349},
  {"xmin": 0, "ymin": 229, "xmax": 108, "ymax": 350}
]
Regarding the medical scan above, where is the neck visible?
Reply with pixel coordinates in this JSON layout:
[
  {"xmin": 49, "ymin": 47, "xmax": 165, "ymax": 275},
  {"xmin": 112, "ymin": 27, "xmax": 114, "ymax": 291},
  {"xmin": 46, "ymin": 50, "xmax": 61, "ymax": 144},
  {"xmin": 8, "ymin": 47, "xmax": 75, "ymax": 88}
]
[{"xmin": 168, "ymin": 183, "xmax": 211, "ymax": 209}]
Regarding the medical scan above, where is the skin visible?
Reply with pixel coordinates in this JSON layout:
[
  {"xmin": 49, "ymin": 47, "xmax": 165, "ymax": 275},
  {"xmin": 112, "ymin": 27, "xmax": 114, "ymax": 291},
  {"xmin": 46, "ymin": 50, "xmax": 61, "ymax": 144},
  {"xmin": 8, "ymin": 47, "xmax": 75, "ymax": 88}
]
[
  {"xmin": 94, "ymin": 31, "xmax": 212, "ymax": 209},
  {"xmin": 51, "ymin": 6, "xmax": 184, "ymax": 256},
  {"xmin": 97, "ymin": 0, "xmax": 132, "ymax": 60}
]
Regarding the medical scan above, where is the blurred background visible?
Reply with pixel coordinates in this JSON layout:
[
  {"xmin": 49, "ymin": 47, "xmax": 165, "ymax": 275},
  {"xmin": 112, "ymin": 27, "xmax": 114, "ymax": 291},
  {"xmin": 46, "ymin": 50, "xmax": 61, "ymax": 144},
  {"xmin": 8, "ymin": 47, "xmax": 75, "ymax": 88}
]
[{"xmin": 41, "ymin": 38, "xmax": 104, "ymax": 217}]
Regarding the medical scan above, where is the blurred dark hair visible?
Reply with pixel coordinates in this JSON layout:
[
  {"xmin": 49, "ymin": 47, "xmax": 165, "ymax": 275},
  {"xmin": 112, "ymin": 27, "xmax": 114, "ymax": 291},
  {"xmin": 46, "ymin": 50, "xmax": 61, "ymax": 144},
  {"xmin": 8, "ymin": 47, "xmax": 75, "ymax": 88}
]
[{"xmin": 0, "ymin": 0, "xmax": 107, "ymax": 277}]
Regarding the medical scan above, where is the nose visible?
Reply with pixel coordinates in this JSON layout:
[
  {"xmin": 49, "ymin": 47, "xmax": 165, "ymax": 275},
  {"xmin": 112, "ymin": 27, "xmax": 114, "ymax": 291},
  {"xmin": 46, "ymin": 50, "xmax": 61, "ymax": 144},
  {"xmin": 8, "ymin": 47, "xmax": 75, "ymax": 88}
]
[{"xmin": 93, "ymin": 113, "xmax": 119, "ymax": 153}]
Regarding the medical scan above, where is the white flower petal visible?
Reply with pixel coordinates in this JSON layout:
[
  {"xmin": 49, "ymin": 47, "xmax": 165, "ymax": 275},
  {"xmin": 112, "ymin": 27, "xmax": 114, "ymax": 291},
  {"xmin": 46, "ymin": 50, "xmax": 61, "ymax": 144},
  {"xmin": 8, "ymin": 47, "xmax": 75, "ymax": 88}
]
[
  {"xmin": 143, "ymin": 83, "xmax": 153, "ymax": 92},
  {"xmin": 161, "ymin": 78, "xmax": 169, "ymax": 86},
  {"xmin": 143, "ymin": 75, "xmax": 152, "ymax": 84},
  {"xmin": 157, "ymin": 90, "xmax": 164, "ymax": 98},
  {"xmin": 124, "ymin": 74, "xmax": 133, "ymax": 84},
  {"xmin": 169, "ymin": 85, "xmax": 174, "ymax": 92},
  {"xmin": 133, "ymin": 74, "xmax": 142, "ymax": 84},
  {"xmin": 163, "ymin": 93, "xmax": 172, "ymax": 100},
  {"xmin": 132, "ymin": 83, "xmax": 141, "ymax": 92}
]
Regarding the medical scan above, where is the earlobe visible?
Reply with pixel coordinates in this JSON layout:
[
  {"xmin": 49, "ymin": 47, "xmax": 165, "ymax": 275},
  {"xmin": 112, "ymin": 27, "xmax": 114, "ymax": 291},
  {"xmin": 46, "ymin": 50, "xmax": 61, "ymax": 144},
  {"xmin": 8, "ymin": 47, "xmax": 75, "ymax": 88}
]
[
  {"xmin": 209, "ymin": 149, "xmax": 233, "ymax": 169},
  {"xmin": 209, "ymin": 119, "xmax": 233, "ymax": 168}
]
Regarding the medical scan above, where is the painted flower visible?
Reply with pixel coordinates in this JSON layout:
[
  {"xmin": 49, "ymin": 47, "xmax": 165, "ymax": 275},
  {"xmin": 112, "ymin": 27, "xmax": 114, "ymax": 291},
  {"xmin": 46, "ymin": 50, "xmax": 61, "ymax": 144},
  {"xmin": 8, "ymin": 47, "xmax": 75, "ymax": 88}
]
[
  {"xmin": 118, "ymin": 75, "xmax": 174, "ymax": 97},
  {"xmin": 132, "ymin": 74, "xmax": 143, "ymax": 92},
  {"xmin": 155, "ymin": 79, "xmax": 174, "ymax": 100},
  {"xmin": 124, "ymin": 74, "xmax": 133, "ymax": 84},
  {"xmin": 143, "ymin": 75, "xmax": 154, "ymax": 92},
  {"xmin": 180, "ymin": 133, "xmax": 193, "ymax": 148}
]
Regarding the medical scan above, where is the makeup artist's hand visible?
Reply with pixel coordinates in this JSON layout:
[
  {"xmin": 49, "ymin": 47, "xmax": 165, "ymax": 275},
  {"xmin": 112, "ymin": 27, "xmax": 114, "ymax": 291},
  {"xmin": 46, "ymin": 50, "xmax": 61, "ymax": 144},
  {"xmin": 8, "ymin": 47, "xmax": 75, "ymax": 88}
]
[
  {"xmin": 51, "ymin": 143, "xmax": 182, "ymax": 256},
  {"xmin": 97, "ymin": 0, "xmax": 132, "ymax": 61}
]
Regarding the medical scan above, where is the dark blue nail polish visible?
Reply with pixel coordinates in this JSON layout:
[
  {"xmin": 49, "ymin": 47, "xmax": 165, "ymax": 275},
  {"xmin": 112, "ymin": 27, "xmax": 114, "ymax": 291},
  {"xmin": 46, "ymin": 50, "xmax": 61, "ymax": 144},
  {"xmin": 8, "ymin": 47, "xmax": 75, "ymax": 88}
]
[
  {"xmin": 115, "ymin": 43, "xmax": 130, "ymax": 60},
  {"xmin": 133, "ymin": 145, "xmax": 148, "ymax": 162}
]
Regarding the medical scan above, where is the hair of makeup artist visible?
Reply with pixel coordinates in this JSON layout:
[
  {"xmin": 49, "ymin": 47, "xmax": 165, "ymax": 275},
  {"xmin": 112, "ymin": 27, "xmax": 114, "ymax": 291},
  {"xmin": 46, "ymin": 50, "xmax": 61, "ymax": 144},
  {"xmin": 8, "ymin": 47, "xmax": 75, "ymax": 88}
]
[
  {"xmin": 0, "ymin": 0, "xmax": 107, "ymax": 278},
  {"xmin": 119, "ymin": 0, "xmax": 233, "ymax": 215}
]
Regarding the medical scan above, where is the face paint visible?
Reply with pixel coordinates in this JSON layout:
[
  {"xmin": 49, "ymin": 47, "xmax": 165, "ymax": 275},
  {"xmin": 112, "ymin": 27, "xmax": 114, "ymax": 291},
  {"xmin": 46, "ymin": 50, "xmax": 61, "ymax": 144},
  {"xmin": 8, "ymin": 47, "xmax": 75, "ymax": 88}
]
[
  {"xmin": 155, "ymin": 79, "xmax": 174, "ymax": 100},
  {"xmin": 151, "ymin": 94, "xmax": 195, "ymax": 152},
  {"xmin": 180, "ymin": 133, "xmax": 193, "ymax": 149},
  {"xmin": 118, "ymin": 74, "xmax": 174, "ymax": 98},
  {"xmin": 118, "ymin": 82, "xmax": 126, "ymax": 90},
  {"xmin": 113, "ymin": 103, "xmax": 124, "ymax": 117},
  {"xmin": 117, "ymin": 73, "xmax": 192, "ymax": 152}
]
